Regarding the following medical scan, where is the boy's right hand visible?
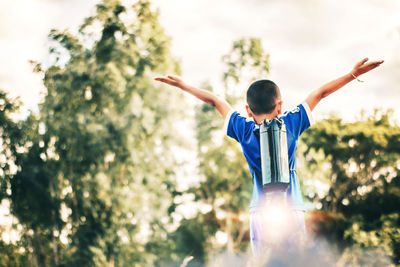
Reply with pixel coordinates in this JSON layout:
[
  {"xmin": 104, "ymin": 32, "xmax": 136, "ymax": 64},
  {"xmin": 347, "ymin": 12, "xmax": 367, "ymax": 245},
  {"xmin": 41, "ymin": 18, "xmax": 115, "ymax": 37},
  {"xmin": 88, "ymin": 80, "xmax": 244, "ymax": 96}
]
[
  {"xmin": 154, "ymin": 75, "xmax": 186, "ymax": 89},
  {"xmin": 154, "ymin": 74, "xmax": 232, "ymax": 118}
]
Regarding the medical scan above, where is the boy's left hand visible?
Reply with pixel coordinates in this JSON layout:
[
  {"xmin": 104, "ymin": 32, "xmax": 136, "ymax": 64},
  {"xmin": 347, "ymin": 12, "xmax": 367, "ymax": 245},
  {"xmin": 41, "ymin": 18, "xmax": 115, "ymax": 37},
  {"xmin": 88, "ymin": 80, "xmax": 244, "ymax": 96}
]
[{"xmin": 351, "ymin": 58, "xmax": 384, "ymax": 77}]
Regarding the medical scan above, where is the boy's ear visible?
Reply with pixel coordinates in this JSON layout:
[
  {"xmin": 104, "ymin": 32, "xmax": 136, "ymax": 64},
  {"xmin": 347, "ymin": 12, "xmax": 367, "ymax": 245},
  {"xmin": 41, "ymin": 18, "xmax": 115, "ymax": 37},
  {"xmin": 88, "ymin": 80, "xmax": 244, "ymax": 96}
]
[
  {"xmin": 276, "ymin": 101, "xmax": 283, "ymax": 115},
  {"xmin": 245, "ymin": 105, "xmax": 254, "ymax": 118}
]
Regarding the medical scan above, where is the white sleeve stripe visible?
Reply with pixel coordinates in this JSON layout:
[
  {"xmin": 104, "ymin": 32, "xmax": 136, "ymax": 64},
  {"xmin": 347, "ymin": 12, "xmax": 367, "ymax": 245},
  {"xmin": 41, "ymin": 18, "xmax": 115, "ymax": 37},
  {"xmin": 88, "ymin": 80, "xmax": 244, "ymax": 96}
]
[
  {"xmin": 223, "ymin": 110, "xmax": 235, "ymax": 135},
  {"xmin": 301, "ymin": 101, "xmax": 315, "ymax": 126}
]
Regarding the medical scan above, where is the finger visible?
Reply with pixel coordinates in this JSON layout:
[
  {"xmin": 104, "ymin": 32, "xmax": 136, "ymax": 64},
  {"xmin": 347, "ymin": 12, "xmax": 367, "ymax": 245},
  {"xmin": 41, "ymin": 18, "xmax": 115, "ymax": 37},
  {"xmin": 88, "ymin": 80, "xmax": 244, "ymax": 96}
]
[
  {"xmin": 154, "ymin": 77, "xmax": 167, "ymax": 82},
  {"xmin": 167, "ymin": 75, "xmax": 179, "ymax": 81},
  {"xmin": 357, "ymin": 58, "xmax": 369, "ymax": 66},
  {"xmin": 366, "ymin": 60, "xmax": 384, "ymax": 68},
  {"xmin": 368, "ymin": 60, "xmax": 384, "ymax": 64},
  {"xmin": 374, "ymin": 60, "xmax": 384, "ymax": 65},
  {"xmin": 155, "ymin": 77, "xmax": 170, "ymax": 83}
]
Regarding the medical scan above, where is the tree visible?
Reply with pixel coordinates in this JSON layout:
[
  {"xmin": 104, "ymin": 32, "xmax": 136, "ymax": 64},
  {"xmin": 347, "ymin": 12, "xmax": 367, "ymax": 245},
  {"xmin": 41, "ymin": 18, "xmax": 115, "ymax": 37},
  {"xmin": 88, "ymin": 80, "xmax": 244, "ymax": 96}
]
[
  {"xmin": 4, "ymin": 0, "xmax": 187, "ymax": 266},
  {"xmin": 0, "ymin": 91, "xmax": 21, "ymax": 201},
  {"xmin": 300, "ymin": 110, "xmax": 400, "ymax": 264},
  {"xmin": 0, "ymin": 91, "xmax": 32, "ymax": 266}
]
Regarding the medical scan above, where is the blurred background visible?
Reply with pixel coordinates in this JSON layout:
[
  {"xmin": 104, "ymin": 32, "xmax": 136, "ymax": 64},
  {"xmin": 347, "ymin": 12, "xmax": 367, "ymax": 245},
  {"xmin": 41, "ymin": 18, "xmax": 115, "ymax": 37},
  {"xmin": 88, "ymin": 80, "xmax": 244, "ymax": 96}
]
[{"xmin": 0, "ymin": 0, "xmax": 399, "ymax": 266}]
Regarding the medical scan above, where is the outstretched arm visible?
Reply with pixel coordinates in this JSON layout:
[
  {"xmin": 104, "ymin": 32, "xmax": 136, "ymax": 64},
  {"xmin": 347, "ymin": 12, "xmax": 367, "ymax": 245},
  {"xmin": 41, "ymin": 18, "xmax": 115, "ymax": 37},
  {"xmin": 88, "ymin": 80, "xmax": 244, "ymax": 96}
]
[
  {"xmin": 306, "ymin": 58, "xmax": 384, "ymax": 111},
  {"xmin": 154, "ymin": 75, "xmax": 232, "ymax": 119}
]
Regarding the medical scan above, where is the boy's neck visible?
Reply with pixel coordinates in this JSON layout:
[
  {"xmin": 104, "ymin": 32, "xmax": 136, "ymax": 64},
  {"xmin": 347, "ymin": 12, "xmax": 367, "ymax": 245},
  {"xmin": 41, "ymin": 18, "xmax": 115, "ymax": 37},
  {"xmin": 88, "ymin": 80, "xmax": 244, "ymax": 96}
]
[{"xmin": 253, "ymin": 113, "xmax": 279, "ymax": 124}]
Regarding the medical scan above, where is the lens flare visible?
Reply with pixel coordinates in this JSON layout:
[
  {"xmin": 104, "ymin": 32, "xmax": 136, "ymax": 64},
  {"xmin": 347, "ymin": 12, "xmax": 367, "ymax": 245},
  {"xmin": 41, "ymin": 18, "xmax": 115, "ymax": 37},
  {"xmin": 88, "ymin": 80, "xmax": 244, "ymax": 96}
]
[
  {"xmin": 263, "ymin": 207, "xmax": 291, "ymax": 242},
  {"xmin": 259, "ymin": 192, "xmax": 297, "ymax": 246}
]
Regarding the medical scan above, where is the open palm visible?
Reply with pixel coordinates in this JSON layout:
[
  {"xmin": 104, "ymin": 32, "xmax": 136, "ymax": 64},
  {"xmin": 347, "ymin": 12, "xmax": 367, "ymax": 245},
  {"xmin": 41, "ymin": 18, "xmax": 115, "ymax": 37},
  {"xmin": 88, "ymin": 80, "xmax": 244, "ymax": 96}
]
[{"xmin": 352, "ymin": 58, "xmax": 384, "ymax": 77}]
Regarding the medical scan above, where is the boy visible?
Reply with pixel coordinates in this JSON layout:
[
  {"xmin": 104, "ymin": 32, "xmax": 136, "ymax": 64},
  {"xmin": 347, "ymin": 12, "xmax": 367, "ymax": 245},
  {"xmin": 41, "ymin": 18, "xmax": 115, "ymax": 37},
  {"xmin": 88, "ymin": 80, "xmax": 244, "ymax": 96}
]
[{"xmin": 154, "ymin": 58, "xmax": 383, "ymax": 253}]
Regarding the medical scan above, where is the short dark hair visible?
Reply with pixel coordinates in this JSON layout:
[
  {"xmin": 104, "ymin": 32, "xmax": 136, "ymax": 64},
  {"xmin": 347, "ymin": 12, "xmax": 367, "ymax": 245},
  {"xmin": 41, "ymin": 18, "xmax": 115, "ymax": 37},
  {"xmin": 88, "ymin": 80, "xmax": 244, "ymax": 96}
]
[{"xmin": 246, "ymin": 80, "xmax": 280, "ymax": 115}]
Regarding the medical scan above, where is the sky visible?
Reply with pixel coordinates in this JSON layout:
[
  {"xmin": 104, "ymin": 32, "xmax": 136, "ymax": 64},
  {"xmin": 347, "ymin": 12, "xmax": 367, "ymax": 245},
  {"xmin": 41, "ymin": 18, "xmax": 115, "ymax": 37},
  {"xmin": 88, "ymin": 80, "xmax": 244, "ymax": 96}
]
[{"xmin": 0, "ymin": 0, "xmax": 400, "ymax": 121}]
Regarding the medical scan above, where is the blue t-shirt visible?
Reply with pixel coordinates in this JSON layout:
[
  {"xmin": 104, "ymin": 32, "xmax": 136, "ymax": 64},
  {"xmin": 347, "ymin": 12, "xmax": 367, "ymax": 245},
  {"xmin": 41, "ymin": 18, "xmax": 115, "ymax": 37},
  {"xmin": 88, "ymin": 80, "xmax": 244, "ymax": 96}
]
[{"xmin": 224, "ymin": 102, "xmax": 314, "ymax": 211}]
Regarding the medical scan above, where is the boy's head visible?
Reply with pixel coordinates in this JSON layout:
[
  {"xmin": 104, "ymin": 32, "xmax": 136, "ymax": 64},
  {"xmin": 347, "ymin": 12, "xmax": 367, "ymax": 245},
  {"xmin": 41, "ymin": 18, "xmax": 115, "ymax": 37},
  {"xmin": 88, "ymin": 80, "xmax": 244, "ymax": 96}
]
[{"xmin": 246, "ymin": 80, "xmax": 282, "ymax": 122}]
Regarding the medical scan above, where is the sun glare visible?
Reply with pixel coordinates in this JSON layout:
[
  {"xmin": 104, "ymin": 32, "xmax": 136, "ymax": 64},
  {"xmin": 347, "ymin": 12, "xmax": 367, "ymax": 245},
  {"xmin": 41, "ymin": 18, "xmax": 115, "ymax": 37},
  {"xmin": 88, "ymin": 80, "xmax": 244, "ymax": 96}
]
[{"xmin": 257, "ymin": 193, "xmax": 296, "ymax": 245}]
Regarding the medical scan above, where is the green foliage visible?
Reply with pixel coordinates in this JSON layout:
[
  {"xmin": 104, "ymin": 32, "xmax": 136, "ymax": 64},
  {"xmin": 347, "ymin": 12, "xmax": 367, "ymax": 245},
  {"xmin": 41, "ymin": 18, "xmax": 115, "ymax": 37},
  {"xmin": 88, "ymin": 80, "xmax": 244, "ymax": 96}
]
[
  {"xmin": 0, "ymin": 97, "xmax": 11, "ymax": 192},
  {"xmin": 0, "ymin": 241, "xmax": 30, "ymax": 267},
  {"xmin": 222, "ymin": 38, "xmax": 270, "ymax": 86},
  {"xmin": 171, "ymin": 215, "xmax": 214, "ymax": 265},
  {"xmin": 301, "ymin": 110, "xmax": 400, "ymax": 264},
  {"xmin": 0, "ymin": 91, "xmax": 21, "ymax": 200},
  {"xmin": 0, "ymin": 92, "xmax": 34, "ymax": 265},
  {"xmin": 2, "ymin": 0, "xmax": 186, "ymax": 266}
]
